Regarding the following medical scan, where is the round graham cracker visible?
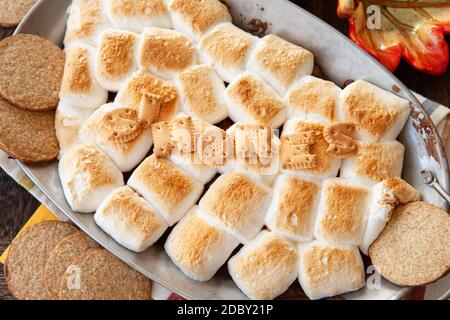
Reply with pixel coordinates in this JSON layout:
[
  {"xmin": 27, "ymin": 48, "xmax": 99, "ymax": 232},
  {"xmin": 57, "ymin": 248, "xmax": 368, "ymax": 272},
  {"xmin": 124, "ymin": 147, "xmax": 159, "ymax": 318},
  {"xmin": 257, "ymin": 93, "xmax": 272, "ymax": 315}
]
[
  {"xmin": 0, "ymin": 0, "xmax": 38, "ymax": 27},
  {"xmin": 0, "ymin": 34, "xmax": 65, "ymax": 111},
  {"xmin": 369, "ymin": 201, "xmax": 450, "ymax": 287},
  {"xmin": 59, "ymin": 248, "xmax": 152, "ymax": 300},
  {"xmin": 44, "ymin": 232, "xmax": 99, "ymax": 299},
  {"xmin": 4, "ymin": 221, "xmax": 78, "ymax": 300},
  {"xmin": 0, "ymin": 96, "xmax": 59, "ymax": 163}
]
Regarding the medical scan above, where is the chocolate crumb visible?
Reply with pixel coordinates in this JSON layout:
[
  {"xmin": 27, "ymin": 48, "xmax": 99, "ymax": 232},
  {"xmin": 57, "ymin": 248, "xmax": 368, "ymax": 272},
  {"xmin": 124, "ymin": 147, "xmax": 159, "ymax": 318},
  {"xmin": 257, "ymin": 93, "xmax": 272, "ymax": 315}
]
[
  {"xmin": 312, "ymin": 65, "xmax": 323, "ymax": 79},
  {"xmin": 343, "ymin": 79, "xmax": 354, "ymax": 88},
  {"xmin": 392, "ymin": 84, "xmax": 400, "ymax": 93},
  {"xmin": 247, "ymin": 18, "xmax": 268, "ymax": 37}
]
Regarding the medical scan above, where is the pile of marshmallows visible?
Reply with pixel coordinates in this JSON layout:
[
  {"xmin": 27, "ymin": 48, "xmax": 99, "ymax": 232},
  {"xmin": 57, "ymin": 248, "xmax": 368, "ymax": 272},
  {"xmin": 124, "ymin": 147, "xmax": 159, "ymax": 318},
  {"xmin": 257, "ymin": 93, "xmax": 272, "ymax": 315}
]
[{"xmin": 57, "ymin": 0, "xmax": 419, "ymax": 300}]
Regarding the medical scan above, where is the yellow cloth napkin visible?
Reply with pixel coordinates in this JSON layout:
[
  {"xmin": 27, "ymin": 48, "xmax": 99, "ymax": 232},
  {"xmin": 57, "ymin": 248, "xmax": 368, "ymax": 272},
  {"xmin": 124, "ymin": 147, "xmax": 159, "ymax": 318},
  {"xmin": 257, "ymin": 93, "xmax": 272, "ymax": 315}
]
[{"xmin": 0, "ymin": 205, "xmax": 58, "ymax": 264}]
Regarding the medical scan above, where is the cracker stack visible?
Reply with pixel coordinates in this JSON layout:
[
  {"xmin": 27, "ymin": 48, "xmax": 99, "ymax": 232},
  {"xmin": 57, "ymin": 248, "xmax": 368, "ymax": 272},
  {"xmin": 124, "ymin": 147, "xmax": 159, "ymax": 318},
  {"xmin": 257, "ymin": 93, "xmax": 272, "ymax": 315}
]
[
  {"xmin": 4, "ymin": 221, "xmax": 152, "ymax": 300},
  {"xmin": 0, "ymin": 33, "xmax": 64, "ymax": 162},
  {"xmin": 0, "ymin": 0, "xmax": 38, "ymax": 28}
]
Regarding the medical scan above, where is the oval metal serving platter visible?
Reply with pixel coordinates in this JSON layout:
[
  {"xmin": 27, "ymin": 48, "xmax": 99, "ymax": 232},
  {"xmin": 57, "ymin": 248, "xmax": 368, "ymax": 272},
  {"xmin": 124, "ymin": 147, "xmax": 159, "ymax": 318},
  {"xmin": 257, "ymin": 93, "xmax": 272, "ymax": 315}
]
[{"xmin": 15, "ymin": 0, "xmax": 449, "ymax": 300}]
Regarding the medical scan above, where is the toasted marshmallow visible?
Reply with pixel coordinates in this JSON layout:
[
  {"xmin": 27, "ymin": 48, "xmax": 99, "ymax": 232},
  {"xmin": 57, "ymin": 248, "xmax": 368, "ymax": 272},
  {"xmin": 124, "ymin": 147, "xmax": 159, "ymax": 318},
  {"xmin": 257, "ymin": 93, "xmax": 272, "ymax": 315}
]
[
  {"xmin": 115, "ymin": 69, "xmax": 180, "ymax": 121},
  {"xmin": 338, "ymin": 80, "xmax": 410, "ymax": 142},
  {"xmin": 228, "ymin": 230, "xmax": 298, "ymax": 300},
  {"xmin": 55, "ymin": 103, "xmax": 95, "ymax": 157},
  {"xmin": 340, "ymin": 140, "xmax": 405, "ymax": 187},
  {"xmin": 280, "ymin": 119, "xmax": 341, "ymax": 180},
  {"xmin": 176, "ymin": 65, "xmax": 228, "ymax": 124},
  {"xmin": 165, "ymin": 206, "xmax": 239, "ymax": 281},
  {"xmin": 95, "ymin": 29, "xmax": 140, "ymax": 92},
  {"xmin": 138, "ymin": 27, "xmax": 196, "ymax": 79},
  {"xmin": 79, "ymin": 103, "xmax": 153, "ymax": 172},
  {"xmin": 166, "ymin": 0, "xmax": 231, "ymax": 41},
  {"xmin": 59, "ymin": 143, "xmax": 124, "ymax": 213},
  {"xmin": 59, "ymin": 45, "xmax": 108, "ymax": 109},
  {"xmin": 314, "ymin": 178, "xmax": 370, "ymax": 246},
  {"xmin": 223, "ymin": 123, "xmax": 281, "ymax": 181},
  {"xmin": 169, "ymin": 153, "xmax": 218, "ymax": 184},
  {"xmin": 199, "ymin": 172, "xmax": 272, "ymax": 243},
  {"xmin": 127, "ymin": 155, "xmax": 204, "ymax": 226},
  {"xmin": 198, "ymin": 23, "xmax": 257, "ymax": 83},
  {"xmin": 298, "ymin": 241, "xmax": 365, "ymax": 300},
  {"xmin": 64, "ymin": 0, "xmax": 111, "ymax": 47},
  {"xmin": 104, "ymin": 0, "xmax": 172, "ymax": 33},
  {"xmin": 95, "ymin": 186, "xmax": 168, "ymax": 252},
  {"xmin": 218, "ymin": 163, "xmax": 279, "ymax": 187},
  {"xmin": 265, "ymin": 175, "xmax": 321, "ymax": 242},
  {"xmin": 360, "ymin": 177, "xmax": 420, "ymax": 255},
  {"xmin": 286, "ymin": 76, "xmax": 341, "ymax": 124},
  {"xmin": 248, "ymin": 34, "xmax": 314, "ymax": 96},
  {"xmin": 225, "ymin": 73, "xmax": 287, "ymax": 129}
]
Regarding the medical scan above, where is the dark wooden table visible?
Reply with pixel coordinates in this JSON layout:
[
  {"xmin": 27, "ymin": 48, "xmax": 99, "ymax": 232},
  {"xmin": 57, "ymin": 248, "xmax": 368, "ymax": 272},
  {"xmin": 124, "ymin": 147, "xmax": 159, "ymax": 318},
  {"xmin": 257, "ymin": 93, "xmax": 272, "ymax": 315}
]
[{"xmin": 0, "ymin": 0, "xmax": 449, "ymax": 300}]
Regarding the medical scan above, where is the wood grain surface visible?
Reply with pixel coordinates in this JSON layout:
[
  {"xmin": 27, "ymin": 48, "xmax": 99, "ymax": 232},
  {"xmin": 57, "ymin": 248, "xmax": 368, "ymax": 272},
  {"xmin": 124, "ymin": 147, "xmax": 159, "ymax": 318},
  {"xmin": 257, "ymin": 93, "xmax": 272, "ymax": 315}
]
[{"xmin": 0, "ymin": 0, "xmax": 449, "ymax": 300}]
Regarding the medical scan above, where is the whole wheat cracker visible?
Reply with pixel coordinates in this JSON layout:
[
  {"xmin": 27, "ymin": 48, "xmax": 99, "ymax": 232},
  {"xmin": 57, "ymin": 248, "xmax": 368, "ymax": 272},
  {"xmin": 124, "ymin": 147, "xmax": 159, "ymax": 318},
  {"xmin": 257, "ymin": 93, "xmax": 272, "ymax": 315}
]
[
  {"xmin": 369, "ymin": 201, "xmax": 450, "ymax": 286},
  {"xmin": 0, "ymin": 34, "xmax": 65, "ymax": 111},
  {"xmin": 0, "ymin": 0, "xmax": 38, "ymax": 27},
  {"xmin": 4, "ymin": 221, "xmax": 78, "ymax": 300},
  {"xmin": 0, "ymin": 96, "xmax": 59, "ymax": 163},
  {"xmin": 59, "ymin": 248, "xmax": 152, "ymax": 300},
  {"xmin": 44, "ymin": 232, "xmax": 99, "ymax": 299}
]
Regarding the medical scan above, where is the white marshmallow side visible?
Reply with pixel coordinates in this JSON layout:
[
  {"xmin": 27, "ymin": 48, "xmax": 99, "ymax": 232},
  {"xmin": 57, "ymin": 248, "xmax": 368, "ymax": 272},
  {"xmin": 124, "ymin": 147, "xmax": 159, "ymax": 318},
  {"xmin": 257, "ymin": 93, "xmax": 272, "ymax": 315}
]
[
  {"xmin": 340, "ymin": 140, "xmax": 405, "ymax": 188},
  {"xmin": 59, "ymin": 44, "xmax": 108, "ymax": 110},
  {"xmin": 248, "ymin": 34, "xmax": 314, "ymax": 96},
  {"xmin": 94, "ymin": 186, "xmax": 168, "ymax": 252},
  {"xmin": 138, "ymin": 27, "xmax": 196, "ymax": 80},
  {"xmin": 285, "ymin": 76, "xmax": 341, "ymax": 124},
  {"xmin": 169, "ymin": 154, "xmax": 218, "ymax": 184},
  {"xmin": 55, "ymin": 103, "xmax": 95, "ymax": 158},
  {"xmin": 64, "ymin": 0, "xmax": 112, "ymax": 48},
  {"xmin": 59, "ymin": 143, "xmax": 124, "ymax": 213},
  {"xmin": 198, "ymin": 23, "xmax": 258, "ymax": 83},
  {"xmin": 337, "ymin": 80, "xmax": 411, "ymax": 142},
  {"xmin": 165, "ymin": 206, "xmax": 239, "ymax": 281},
  {"xmin": 198, "ymin": 172, "xmax": 272, "ymax": 244},
  {"xmin": 224, "ymin": 72, "xmax": 287, "ymax": 129},
  {"xmin": 175, "ymin": 64, "xmax": 228, "ymax": 124},
  {"xmin": 166, "ymin": 0, "xmax": 232, "ymax": 41},
  {"xmin": 95, "ymin": 29, "xmax": 141, "ymax": 92},
  {"xmin": 127, "ymin": 155, "xmax": 204, "ymax": 226},
  {"xmin": 313, "ymin": 178, "xmax": 370, "ymax": 246},
  {"xmin": 359, "ymin": 182, "xmax": 395, "ymax": 255},
  {"xmin": 79, "ymin": 103, "xmax": 153, "ymax": 172},
  {"xmin": 265, "ymin": 174, "xmax": 322, "ymax": 242},
  {"xmin": 298, "ymin": 241, "xmax": 365, "ymax": 300},
  {"xmin": 228, "ymin": 230, "xmax": 298, "ymax": 300},
  {"xmin": 359, "ymin": 178, "xmax": 420, "ymax": 254}
]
